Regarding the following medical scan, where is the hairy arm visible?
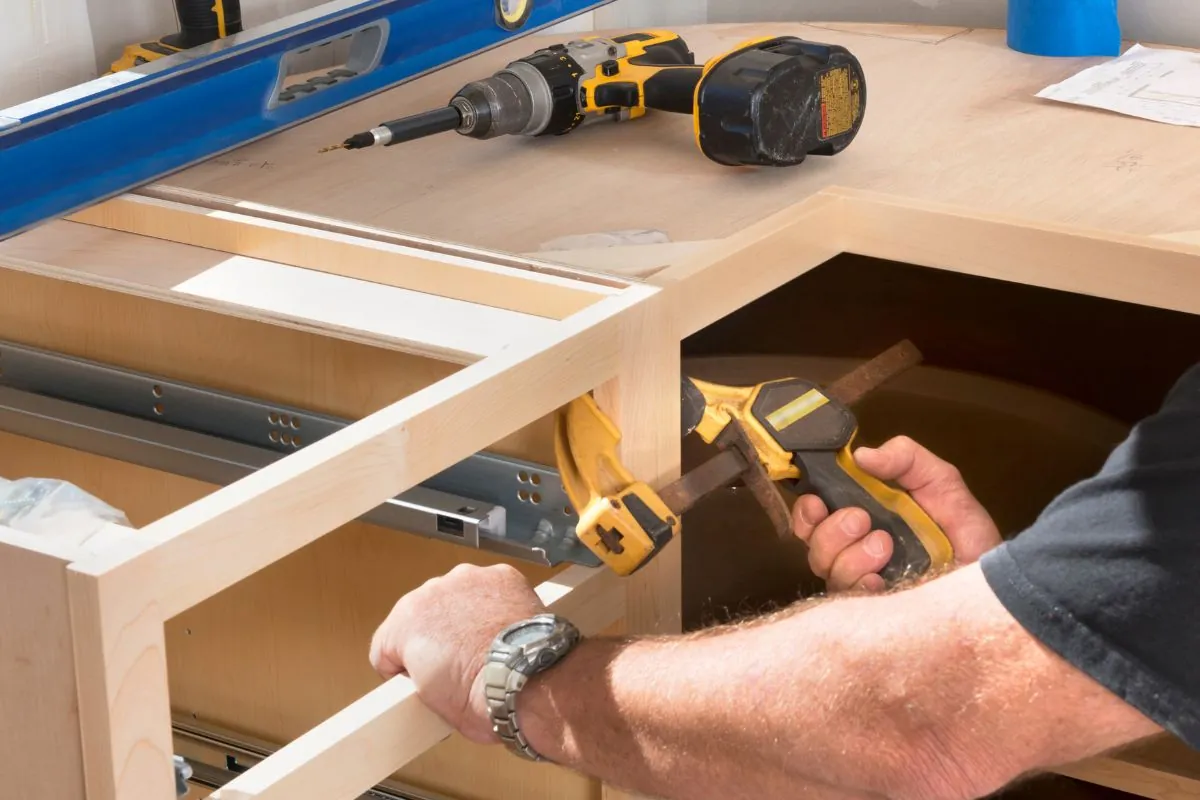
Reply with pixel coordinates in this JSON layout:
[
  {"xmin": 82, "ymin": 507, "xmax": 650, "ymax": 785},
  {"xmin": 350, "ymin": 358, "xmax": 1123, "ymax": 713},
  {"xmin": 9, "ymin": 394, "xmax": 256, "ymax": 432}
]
[
  {"xmin": 370, "ymin": 437, "xmax": 1167, "ymax": 800},
  {"xmin": 516, "ymin": 563, "xmax": 1160, "ymax": 800}
]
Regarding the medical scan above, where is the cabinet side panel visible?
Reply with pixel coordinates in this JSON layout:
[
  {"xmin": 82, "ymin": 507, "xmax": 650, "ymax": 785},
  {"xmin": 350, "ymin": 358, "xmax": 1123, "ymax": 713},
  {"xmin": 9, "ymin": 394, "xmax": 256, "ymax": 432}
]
[{"xmin": 0, "ymin": 537, "xmax": 86, "ymax": 800}]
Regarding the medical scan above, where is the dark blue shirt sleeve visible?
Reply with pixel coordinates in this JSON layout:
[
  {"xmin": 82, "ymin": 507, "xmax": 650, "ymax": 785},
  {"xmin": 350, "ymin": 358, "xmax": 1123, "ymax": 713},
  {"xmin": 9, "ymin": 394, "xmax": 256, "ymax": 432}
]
[{"xmin": 980, "ymin": 363, "xmax": 1200, "ymax": 748}]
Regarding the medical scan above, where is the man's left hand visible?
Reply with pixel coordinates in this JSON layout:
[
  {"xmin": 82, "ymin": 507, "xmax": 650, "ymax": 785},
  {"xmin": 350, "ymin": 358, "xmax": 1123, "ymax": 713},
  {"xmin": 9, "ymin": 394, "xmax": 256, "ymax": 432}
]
[{"xmin": 368, "ymin": 563, "xmax": 547, "ymax": 744}]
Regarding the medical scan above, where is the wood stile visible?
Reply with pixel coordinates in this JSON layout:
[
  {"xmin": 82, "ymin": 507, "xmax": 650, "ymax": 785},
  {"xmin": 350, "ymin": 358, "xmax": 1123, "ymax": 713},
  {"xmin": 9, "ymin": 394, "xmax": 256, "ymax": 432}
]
[{"xmin": 588, "ymin": 289, "xmax": 683, "ymax": 800}]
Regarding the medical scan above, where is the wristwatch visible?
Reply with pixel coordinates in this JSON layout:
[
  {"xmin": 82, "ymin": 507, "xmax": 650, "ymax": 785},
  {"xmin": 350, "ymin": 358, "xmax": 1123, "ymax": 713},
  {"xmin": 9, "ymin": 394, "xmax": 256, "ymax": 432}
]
[{"xmin": 482, "ymin": 613, "xmax": 581, "ymax": 761}]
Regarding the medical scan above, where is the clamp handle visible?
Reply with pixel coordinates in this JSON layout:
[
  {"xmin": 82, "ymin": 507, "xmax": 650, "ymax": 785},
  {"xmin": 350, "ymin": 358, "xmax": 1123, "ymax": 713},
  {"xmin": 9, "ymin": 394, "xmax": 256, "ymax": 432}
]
[
  {"xmin": 790, "ymin": 445, "xmax": 954, "ymax": 584},
  {"xmin": 737, "ymin": 375, "xmax": 955, "ymax": 586}
]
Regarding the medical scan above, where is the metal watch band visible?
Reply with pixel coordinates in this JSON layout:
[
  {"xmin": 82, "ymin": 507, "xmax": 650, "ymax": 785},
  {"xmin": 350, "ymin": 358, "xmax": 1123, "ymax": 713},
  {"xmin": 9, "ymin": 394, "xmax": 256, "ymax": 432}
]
[
  {"xmin": 483, "ymin": 614, "xmax": 581, "ymax": 762},
  {"xmin": 482, "ymin": 660, "xmax": 541, "ymax": 760}
]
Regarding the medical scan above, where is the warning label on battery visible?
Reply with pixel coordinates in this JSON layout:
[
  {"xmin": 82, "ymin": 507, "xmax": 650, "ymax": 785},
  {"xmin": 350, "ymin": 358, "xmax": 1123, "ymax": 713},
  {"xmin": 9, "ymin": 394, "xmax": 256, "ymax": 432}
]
[{"xmin": 819, "ymin": 67, "xmax": 859, "ymax": 140}]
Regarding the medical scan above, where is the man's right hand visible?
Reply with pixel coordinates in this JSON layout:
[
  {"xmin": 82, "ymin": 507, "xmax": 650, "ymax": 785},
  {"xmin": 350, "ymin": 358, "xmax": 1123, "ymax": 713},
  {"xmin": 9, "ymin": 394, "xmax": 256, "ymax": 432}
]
[{"xmin": 792, "ymin": 436, "xmax": 1002, "ymax": 592}]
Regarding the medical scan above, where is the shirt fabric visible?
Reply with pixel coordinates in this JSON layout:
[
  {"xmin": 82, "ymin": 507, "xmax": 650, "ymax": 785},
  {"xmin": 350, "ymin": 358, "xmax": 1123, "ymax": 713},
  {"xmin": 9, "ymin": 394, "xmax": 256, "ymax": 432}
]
[{"xmin": 980, "ymin": 362, "xmax": 1200, "ymax": 749}]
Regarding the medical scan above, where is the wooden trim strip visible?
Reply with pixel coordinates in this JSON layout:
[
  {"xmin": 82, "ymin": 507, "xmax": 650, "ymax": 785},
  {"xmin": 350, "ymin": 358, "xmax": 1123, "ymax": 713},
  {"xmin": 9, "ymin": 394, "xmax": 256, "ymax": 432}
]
[
  {"xmin": 836, "ymin": 187, "xmax": 1200, "ymax": 316},
  {"xmin": 68, "ymin": 195, "xmax": 615, "ymax": 320},
  {"xmin": 138, "ymin": 185, "xmax": 634, "ymax": 291},
  {"xmin": 0, "ymin": 247, "xmax": 490, "ymax": 367},
  {"xmin": 208, "ymin": 565, "xmax": 623, "ymax": 800}
]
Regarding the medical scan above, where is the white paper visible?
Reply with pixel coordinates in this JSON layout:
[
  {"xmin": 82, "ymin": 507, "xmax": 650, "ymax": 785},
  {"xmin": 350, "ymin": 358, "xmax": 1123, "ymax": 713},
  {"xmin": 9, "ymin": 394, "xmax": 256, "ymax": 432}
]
[
  {"xmin": 172, "ymin": 256, "xmax": 555, "ymax": 359},
  {"xmin": 1036, "ymin": 44, "xmax": 1200, "ymax": 127}
]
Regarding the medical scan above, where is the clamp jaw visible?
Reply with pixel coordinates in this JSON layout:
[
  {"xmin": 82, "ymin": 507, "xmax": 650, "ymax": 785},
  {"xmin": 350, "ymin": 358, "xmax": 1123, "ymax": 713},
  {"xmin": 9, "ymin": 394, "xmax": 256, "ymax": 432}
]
[
  {"xmin": 554, "ymin": 394, "xmax": 682, "ymax": 576},
  {"xmin": 556, "ymin": 341, "xmax": 956, "ymax": 583}
]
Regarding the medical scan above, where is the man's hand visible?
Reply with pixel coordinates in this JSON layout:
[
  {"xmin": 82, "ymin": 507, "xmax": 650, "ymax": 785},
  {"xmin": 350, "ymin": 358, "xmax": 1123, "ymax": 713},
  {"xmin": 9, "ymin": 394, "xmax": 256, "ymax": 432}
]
[
  {"xmin": 793, "ymin": 436, "xmax": 1002, "ymax": 592},
  {"xmin": 368, "ymin": 563, "xmax": 547, "ymax": 744}
]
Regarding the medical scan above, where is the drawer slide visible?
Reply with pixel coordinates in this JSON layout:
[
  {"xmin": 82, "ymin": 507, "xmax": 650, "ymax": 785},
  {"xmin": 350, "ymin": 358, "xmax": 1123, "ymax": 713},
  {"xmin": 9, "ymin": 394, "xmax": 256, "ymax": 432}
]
[{"xmin": 0, "ymin": 339, "xmax": 596, "ymax": 568}]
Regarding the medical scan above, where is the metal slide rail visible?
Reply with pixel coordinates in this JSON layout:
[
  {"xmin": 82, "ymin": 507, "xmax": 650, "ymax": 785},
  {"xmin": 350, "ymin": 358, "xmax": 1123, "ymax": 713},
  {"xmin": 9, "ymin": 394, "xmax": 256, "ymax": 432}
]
[{"xmin": 0, "ymin": 338, "xmax": 597, "ymax": 568}]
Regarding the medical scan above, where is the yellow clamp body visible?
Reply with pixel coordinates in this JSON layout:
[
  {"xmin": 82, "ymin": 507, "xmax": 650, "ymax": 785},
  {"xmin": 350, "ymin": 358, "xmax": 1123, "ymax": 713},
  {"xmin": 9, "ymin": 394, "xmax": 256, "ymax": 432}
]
[{"xmin": 555, "ymin": 395, "xmax": 680, "ymax": 576}]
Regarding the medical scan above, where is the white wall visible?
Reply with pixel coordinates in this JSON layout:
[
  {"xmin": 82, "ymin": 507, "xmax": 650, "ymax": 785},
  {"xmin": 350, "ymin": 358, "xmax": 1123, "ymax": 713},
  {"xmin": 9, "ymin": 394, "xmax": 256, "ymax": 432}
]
[
  {"xmin": 6, "ymin": 0, "xmax": 1198, "ymax": 114},
  {"xmin": 0, "ymin": 0, "xmax": 97, "ymax": 110},
  {"xmin": 594, "ymin": 0, "xmax": 706, "ymax": 28},
  {"xmin": 706, "ymin": 0, "xmax": 1200, "ymax": 49}
]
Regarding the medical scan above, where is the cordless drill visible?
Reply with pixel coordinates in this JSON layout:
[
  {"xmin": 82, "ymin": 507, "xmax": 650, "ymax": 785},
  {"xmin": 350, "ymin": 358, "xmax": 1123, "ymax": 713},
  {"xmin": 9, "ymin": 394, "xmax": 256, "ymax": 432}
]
[{"xmin": 326, "ymin": 30, "xmax": 867, "ymax": 168}]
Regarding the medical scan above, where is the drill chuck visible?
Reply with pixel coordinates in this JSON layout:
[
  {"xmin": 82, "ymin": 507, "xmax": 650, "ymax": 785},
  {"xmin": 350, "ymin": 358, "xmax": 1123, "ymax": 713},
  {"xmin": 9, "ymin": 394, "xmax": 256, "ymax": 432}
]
[
  {"xmin": 346, "ymin": 67, "xmax": 546, "ymax": 150},
  {"xmin": 335, "ymin": 40, "xmax": 592, "ymax": 151}
]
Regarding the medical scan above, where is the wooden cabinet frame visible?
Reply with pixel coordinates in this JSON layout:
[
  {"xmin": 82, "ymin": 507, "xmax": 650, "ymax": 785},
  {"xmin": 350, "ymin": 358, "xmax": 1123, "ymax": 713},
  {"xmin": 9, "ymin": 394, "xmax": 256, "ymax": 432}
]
[{"xmin": 4, "ymin": 182, "xmax": 1200, "ymax": 800}]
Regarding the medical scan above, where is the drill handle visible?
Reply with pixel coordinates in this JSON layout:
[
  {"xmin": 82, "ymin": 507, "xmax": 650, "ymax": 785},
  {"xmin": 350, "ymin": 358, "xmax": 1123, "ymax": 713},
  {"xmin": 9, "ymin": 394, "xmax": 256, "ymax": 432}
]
[
  {"xmin": 791, "ymin": 447, "xmax": 955, "ymax": 586},
  {"xmin": 641, "ymin": 67, "xmax": 705, "ymax": 114},
  {"xmin": 584, "ymin": 31, "xmax": 703, "ymax": 118},
  {"xmin": 590, "ymin": 66, "xmax": 703, "ymax": 115}
]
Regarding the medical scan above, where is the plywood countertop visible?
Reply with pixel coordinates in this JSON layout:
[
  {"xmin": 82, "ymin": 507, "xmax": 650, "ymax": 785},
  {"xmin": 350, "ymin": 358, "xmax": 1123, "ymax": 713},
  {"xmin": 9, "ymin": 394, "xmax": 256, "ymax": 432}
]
[
  {"xmin": 4, "ymin": 22, "xmax": 1200, "ymax": 357},
  {"xmin": 147, "ymin": 22, "xmax": 1200, "ymax": 253}
]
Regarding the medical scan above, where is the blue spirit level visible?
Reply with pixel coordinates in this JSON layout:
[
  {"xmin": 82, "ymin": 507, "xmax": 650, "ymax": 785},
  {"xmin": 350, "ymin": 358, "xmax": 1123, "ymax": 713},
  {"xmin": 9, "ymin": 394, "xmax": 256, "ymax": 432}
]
[{"xmin": 0, "ymin": 0, "xmax": 607, "ymax": 241}]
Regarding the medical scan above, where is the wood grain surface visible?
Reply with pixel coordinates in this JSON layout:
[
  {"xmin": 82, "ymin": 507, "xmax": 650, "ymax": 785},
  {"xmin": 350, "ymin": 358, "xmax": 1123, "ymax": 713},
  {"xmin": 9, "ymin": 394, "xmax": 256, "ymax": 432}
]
[{"xmin": 148, "ymin": 24, "xmax": 1200, "ymax": 256}]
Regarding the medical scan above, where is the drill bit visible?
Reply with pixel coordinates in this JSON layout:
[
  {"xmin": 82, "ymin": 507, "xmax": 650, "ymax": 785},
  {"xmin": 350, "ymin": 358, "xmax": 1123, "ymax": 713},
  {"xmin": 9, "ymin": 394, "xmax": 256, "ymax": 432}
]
[
  {"xmin": 317, "ymin": 130, "xmax": 382, "ymax": 154},
  {"xmin": 319, "ymin": 106, "xmax": 464, "ymax": 153}
]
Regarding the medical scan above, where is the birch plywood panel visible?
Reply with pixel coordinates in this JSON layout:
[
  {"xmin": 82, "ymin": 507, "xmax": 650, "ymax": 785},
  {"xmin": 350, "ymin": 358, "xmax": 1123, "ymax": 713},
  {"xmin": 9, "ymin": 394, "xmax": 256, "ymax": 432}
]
[{"xmin": 151, "ymin": 24, "xmax": 1200, "ymax": 258}]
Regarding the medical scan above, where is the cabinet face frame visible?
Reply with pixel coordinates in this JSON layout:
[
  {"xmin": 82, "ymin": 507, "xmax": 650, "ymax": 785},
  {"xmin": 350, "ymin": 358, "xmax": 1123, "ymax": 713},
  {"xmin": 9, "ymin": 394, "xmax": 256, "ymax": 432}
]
[
  {"xmin": 50, "ymin": 252, "xmax": 659, "ymax": 798},
  {"xmin": 5, "ymin": 184, "xmax": 1200, "ymax": 800}
]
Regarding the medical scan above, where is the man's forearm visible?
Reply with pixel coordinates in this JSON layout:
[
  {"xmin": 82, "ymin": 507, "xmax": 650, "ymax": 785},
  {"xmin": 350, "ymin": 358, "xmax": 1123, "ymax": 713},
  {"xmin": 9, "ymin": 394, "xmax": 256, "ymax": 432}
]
[
  {"xmin": 518, "ymin": 565, "xmax": 1159, "ymax": 800},
  {"xmin": 519, "ymin": 625, "xmax": 878, "ymax": 799}
]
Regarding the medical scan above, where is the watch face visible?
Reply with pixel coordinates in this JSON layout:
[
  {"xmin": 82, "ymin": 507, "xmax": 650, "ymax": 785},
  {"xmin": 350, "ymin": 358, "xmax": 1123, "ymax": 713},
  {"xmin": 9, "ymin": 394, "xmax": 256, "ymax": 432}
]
[{"xmin": 504, "ymin": 621, "xmax": 553, "ymax": 647}]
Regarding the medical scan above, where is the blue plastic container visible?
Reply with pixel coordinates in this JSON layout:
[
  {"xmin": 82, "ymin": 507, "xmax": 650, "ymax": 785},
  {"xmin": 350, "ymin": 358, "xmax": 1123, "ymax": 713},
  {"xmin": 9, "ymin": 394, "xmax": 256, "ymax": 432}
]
[{"xmin": 1007, "ymin": 0, "xmax": 1121, "ymax": 57}]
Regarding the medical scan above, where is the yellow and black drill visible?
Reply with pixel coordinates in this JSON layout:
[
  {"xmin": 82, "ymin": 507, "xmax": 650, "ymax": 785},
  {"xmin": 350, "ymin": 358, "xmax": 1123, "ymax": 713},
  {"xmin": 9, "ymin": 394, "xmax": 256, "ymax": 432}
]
[
  {"xmin": 326, "ymin": 30, "xmax": 867, "ymax": 167},
  {"xmin": 110, "ymin": 0, "xmax": 243, "ymax": 72}
]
